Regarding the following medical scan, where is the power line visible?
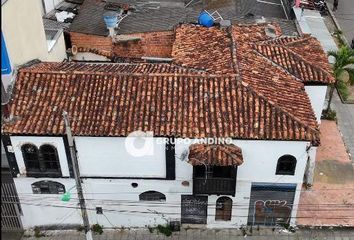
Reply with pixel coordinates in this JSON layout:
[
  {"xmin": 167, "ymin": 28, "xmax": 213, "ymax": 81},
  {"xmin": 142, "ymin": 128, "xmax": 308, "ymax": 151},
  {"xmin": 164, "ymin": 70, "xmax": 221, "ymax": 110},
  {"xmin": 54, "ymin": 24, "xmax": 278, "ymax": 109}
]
[{"xmin": 7, "ymin": 201, "xmax": 354, "ymax": 220}]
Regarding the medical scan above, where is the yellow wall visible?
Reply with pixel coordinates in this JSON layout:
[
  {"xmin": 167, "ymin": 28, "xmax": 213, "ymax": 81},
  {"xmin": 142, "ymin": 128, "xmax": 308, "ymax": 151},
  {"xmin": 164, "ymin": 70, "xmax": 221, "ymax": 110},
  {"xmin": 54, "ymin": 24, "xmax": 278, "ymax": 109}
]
[{"xmin": 1, "ymin": 0, "xmax": 66, "ymax": 66}]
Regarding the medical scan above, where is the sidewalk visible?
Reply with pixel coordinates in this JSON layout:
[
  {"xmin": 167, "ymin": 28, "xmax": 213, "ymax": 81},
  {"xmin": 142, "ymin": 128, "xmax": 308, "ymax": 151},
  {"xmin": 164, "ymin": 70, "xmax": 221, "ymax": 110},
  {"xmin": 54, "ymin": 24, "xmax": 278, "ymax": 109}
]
[
  {"xmin": 297, "ymin": 120, "xmax": 354, "ymax": 226},
  {"xmin": 15, "ymin": 228, "xmax": 354, "ymax": 240}
]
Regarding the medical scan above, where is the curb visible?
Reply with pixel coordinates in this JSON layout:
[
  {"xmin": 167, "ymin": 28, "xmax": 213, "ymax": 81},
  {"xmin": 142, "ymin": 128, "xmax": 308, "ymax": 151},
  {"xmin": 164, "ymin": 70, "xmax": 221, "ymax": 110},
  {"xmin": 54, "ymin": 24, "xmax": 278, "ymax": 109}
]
[{"xmin": 326, "ymin": 3, "xmax": 350, "ymax": 46}]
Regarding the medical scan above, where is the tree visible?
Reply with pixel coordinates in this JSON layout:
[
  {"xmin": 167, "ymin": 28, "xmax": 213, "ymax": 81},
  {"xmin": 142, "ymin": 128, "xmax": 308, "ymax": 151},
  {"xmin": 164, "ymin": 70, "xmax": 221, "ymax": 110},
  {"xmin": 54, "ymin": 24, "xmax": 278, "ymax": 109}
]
[{"xmin": 326, "ymin": 46, "xmax": 354, "ymax": 112}]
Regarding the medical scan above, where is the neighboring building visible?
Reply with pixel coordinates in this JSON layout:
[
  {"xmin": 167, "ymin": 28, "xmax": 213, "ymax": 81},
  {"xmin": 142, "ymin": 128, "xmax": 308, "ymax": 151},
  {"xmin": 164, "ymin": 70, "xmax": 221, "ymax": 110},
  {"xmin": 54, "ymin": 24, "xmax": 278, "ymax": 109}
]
[
  {"xmin": 1, "ymin": 0, "xmax": 67, "ymax": 104},
  {"xmin": 68, "ymin": 0, "xmax": 298, "ymax": 61},
  {"xmin": 2, "ymin": 22, "xmax": 334, "ymax": 229}
]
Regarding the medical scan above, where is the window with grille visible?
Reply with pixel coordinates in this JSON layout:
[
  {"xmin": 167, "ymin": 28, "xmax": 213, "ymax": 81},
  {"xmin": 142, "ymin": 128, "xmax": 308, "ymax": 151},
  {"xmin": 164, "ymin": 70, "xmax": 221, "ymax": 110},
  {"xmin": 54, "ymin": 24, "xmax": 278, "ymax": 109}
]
[
  {"xmin": 139, "ymin": 191, "xmax": 166, "ymax": 201},
  {"xmin": 21, "ymin": 144, "xmax": 40, "ymax": 171},
  {"xmin": 40, "ymin": 144, "xmax": 60, "ymax": 171},
  {"xmin": 276, "ymin": 155, "xmax": 297, "ymax": 175},
  {"xmin": 31, "ymin": 180, "xmax": 65, "ymax": 194},
  {"xmin": 21, "ymin": 143, "xmax": 61, "ymax": 177},
  {"xmin": 215, "ymin": 197, "xmax": 232, "ymax": 221}
]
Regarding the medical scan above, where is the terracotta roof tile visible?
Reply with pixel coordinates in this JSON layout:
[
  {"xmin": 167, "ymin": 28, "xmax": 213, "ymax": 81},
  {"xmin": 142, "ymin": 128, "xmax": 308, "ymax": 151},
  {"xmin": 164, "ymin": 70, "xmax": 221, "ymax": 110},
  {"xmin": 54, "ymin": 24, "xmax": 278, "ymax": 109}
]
[
  {"xmin": 250, "ymin": 43, "xmax": 334, "ymax": 84},
  {"xmin": 3, "ymin": 62, "xmax": 319, "ymax": 144},
  {"xmin": 188, "ymin": 144, "xmax": 243, "ymax": 166},
  {"xmin": 172, "ymin": 24, "xmax": 235, "ymax": 74},
  {"xmin": 231, "ymin": 25, "xmax": 334, "ymax": 84}
]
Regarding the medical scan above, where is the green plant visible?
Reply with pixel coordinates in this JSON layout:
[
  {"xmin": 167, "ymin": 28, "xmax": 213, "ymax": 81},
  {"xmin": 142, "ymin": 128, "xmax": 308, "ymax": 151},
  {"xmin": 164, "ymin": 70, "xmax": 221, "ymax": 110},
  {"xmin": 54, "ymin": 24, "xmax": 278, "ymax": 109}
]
[
  {"xmin": 156, "ymin": 224, "xmax": 172, "ymax": 237},
  {"xmin": 76, "ymin": 225, "xmax": 85, "ymax": 232},
  {"xmin": 323, "ymin": 109, "xmax": 337, "ymax": 120},
  {"xmin": 333, "ymin": 30, "xmax": 345, "ymax": 47},
  {"xmin": 337, "ymin": 80, "xmax": 349, "ymax": 101},
  {"xmin": 326, "ymin": 46, "xmax": 354, "ymax": 110},
  {"xmin": 34, "ymin": 226, "xmax": 45, "ymax": 238},
  {"xmin": 91, "ymin": 223, "xmax": 103, "ymax": 235},
  {"xmin": 147, "ymin": 226, "xmax": 154, "ymax": 233}
]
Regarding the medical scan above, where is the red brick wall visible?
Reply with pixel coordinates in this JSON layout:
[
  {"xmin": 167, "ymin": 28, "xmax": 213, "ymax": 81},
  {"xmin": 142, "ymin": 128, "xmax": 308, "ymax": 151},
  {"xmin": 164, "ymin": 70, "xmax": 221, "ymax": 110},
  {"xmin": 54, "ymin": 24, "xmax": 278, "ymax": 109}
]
[
  {"xmin": 113, "ymin": 31, "xmax": 174, "ymax": 58},
  {"xmin": 70, "ymin": 32, "xmax": 113, "ymax": 52}
]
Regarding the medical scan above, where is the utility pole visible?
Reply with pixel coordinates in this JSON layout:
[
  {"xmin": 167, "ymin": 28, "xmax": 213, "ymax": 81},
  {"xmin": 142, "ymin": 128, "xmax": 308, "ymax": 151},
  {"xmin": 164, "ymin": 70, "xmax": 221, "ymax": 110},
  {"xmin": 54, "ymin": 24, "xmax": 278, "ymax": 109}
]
[{"xmin": 63, "ymin": 111, "xmax": 93, "ymax": 240}]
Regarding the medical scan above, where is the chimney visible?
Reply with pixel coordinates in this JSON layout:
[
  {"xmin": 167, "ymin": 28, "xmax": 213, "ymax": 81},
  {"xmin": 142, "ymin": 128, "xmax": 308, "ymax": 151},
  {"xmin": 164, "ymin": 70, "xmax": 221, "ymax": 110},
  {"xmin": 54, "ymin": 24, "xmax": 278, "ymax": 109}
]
[{"xmin": 103, "ymin": 12, "xmax": 118, "ymax": 38}]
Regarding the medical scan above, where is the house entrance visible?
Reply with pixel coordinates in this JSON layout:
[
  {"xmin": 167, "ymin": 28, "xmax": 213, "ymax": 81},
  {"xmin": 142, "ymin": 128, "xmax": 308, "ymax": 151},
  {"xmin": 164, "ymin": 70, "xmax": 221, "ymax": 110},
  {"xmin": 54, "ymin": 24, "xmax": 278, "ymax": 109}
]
[{"xmin": 247, "ymin": 183, "xmax": 296, "ymax": 226}]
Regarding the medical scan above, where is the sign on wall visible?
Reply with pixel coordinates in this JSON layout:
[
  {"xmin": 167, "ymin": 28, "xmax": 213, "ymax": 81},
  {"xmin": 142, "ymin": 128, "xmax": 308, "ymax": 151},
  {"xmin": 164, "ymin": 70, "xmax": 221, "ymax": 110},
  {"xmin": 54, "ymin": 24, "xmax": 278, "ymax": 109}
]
[{"xmin": 1, "ymin": 31, "xmax": 12, "ymax": 75}]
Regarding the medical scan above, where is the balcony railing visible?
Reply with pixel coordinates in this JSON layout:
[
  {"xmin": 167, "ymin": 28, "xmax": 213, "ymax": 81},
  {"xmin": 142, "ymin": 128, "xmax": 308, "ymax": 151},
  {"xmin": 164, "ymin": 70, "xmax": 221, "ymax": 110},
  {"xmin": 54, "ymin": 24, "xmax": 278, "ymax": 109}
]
[{"xmin": 193, "ymin": 177, "xmax": 236, "ymax": 196}]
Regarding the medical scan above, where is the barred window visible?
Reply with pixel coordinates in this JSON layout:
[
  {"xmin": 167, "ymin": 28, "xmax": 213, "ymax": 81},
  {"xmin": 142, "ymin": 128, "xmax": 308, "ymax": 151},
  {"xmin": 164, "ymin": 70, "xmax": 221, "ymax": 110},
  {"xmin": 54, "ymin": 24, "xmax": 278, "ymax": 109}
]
[
  {"xmin": 276, "ymin": 155, "xmax": 297, "ymax": 175},
  {"xmin": 40, "ymin": 144, "xmax": 60, "ymax": 172},
  {"xmin": 21, "ymin": 144, "xmax": 40, "ymax": 171},
  {"xmin": 31, "ymin": 181, "xmax": 65, "ymax": 194},
  {"xmin": 139, "ymin": 191, "xmax": 166, "ymax": 201},
  {"xmin": 21, "ymin": 143, "xmax": 61, "ymax": 177}
]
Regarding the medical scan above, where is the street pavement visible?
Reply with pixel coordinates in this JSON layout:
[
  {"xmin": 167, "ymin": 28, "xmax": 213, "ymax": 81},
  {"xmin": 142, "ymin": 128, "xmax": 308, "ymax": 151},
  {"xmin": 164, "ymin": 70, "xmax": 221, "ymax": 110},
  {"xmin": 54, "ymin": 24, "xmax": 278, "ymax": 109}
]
[
  {"xmin": 327, "ymin": 0, "xmax": 354, "ymax": 43},
  {"xmin": 2, "ymin": 228, "xmax": 354, "ymax": 240},
  {"xmin": 332, "ymin": 91, "xmax": 354, "ymax": 163}
]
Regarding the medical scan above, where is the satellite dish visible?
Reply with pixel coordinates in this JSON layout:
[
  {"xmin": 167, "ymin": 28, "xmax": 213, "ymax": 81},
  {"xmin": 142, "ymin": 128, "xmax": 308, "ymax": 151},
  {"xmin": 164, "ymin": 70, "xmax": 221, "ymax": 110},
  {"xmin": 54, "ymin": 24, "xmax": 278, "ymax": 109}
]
[{"xmin": 71, "ymin": 45, "xmax": 78, "ymax": 55}]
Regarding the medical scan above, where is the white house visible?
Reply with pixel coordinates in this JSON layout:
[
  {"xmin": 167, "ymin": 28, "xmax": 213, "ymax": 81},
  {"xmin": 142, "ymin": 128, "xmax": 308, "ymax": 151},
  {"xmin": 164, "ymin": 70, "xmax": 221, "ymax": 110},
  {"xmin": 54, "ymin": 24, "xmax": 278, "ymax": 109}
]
[{"xmin": 2, "ymin": 23, "xmax": 334, "ymax": 229}]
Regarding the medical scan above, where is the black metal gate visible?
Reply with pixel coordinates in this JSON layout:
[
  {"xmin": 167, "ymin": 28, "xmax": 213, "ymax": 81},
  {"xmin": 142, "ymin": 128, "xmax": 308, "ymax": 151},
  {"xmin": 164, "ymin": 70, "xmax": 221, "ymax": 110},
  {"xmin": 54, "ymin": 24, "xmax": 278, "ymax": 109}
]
[
  {"xmin": 1, "ymin": 170, "xmax": 23, "ymax": 232},
  {"xmin": 181, "ymin": 195, "xmax": 208, "ymax": 224},
  {"xmin": 247, "ymin": 183, "xmax": 296, "ymax": 226}
]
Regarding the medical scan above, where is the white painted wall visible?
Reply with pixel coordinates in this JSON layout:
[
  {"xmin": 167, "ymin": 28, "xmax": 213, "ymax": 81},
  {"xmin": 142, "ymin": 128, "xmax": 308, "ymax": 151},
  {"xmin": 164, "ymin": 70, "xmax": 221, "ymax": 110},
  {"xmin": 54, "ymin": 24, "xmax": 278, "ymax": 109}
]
[
  {"xmin": 305, "ymin": 85, "xmax": 328, "ymax": 123},
  {"xmin": 75, "ymin": 137, "xmax": 167, "ymax": 178},
  {"xmin": 13, "ymin": 177, "xmax": 82, "ymax": 228},
  {"xmin": 10, "ymin": 135, "xmax": 311, "ymax": 228},
  {"xmin": 10, "ymin": 136, "xmax": 70, "ymax": 177}
]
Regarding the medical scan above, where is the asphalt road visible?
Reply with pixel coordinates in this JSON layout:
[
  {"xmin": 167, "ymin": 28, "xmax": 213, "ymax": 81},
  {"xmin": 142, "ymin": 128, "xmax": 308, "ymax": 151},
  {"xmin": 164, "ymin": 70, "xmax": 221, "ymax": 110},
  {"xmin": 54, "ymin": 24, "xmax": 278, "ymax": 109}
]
[{"xmin": 327, "ymin": 0, "xmax": 354, "ymax": 43}]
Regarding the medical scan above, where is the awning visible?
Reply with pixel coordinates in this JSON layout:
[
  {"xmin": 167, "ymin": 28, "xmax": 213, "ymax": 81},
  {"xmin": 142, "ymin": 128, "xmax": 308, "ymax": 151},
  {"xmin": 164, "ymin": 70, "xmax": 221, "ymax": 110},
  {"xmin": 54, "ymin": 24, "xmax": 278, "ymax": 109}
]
[{"xmin": 188, "ymin": 144, "xmax": 243, "ymax": 166}]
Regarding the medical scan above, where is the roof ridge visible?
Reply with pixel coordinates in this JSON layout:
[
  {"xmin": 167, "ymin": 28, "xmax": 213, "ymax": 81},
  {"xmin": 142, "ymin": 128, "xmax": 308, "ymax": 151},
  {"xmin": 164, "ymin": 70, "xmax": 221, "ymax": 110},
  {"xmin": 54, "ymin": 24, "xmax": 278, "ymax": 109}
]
[
  {"xmin": 251, "ymin": 43, "xmax": 333, "ymax": 83},
  {"xmin": 238, "ymin": 74, "xmax": 319, "ymax": 140}
]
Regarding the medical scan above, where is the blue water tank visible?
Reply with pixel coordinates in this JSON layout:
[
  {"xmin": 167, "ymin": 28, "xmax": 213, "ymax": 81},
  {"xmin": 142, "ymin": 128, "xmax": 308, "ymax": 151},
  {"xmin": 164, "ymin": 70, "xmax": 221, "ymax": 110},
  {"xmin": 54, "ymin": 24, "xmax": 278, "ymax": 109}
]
[
  {"xmin": 103, "ymin": 12, "xmax": 118, "ymax": 28},
  {"xmin": 198, "ymin": 11, "xmax": 214, "ymax": 27}
]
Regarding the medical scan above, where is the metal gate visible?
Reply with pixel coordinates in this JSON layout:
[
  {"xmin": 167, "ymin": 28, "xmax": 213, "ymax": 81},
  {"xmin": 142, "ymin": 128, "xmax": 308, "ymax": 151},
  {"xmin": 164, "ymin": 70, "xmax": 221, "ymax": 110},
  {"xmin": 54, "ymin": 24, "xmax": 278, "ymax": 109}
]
[
  {"xmin": 247, "ymin": 183, "xmax": 296, "ymax": 226},
  {"xmin": 1, "ymin": 176, "xmax": 23, "ymax": 231}
]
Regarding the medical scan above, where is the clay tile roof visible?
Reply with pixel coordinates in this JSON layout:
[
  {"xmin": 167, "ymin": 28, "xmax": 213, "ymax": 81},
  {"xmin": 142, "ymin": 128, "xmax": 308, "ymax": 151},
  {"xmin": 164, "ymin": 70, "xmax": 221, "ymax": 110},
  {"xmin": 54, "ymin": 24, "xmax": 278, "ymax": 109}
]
[
  {"xmin": 172, "ymin": 24, "xmax": 236, "ymax": 74},
  {"xmin": 188, "ymin": 144, "xmax": 243, "ymax": 166},
  {"xmin": 250, "ymin": 43, "xmax": 334, "ymax": 84},
  {"xmin": 2, "ymin": 62, "xmax": 320, "ymax": 144},
  {"xmin": 232, "ymin": 24, "xmax": 335, "ymax": 84}
]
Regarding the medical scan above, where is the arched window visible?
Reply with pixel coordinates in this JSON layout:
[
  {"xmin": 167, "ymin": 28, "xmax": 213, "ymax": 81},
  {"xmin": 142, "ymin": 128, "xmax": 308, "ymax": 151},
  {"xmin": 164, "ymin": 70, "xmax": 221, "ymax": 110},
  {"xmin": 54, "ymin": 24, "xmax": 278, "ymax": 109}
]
[
  {"xmin": 276, "ymin": 155, "xmax": 297, "ymax": 175},
  {"xmin": 31, "ymin": 181, "xmax": 65, "ymax": 194},
  {"xmin": 139, "ymin": 191, "xmax": 166, "ymax": 201},
  {"xmin": 21, "ymin": 144, "xmax": 40, "ymax": 172},
  {"xmin": 215, "ymin": 197, "xmax": 232, "ymax": 221},
  {"xmin": 39, "ymin": 144, "xmax": 61, "ymax": 173}
]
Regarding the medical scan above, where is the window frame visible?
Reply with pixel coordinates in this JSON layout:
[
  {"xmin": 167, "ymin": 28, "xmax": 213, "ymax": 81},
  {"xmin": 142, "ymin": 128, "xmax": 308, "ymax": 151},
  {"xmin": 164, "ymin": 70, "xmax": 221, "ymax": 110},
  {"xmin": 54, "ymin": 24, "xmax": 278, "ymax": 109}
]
[
  {"xmin": 21, "ymin": 143, "xmax": 62, "ymax": 177},
  {"xmin": 139, "ymin": 191, "xmax": 166, "ymax": 202},
  {"xmin": 31, "ymin": 180, "xmax": 65, "ymax": 194},
  {"xmin": 275, "ymin": 155, "xmax": 297, "ymax": 176},
  {"xmin": 215, "ymin": 196, "xmax": 232, "ymax": 221}
]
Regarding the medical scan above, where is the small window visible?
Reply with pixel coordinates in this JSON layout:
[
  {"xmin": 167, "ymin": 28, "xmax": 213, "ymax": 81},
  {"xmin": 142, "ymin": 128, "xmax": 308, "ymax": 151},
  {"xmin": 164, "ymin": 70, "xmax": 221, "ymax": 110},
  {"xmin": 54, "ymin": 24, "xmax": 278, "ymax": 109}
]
[
  {"xmin": 215, "ymin": 197, "xmax": 232, "ymax": 221},
  {"xmin": 276, "ymin": 155, "xmax": 297, "ymax": 175},
  {"xmin": 139, "ymin": 191, "xmax": 166, "ymax": 201},
  {"xmin": 21, "ymin": 144, "xmax": 40, "ymax": 171},
  {"xmin": 31, "ymin": 181, "xmax": 65, "ymax": 194}
]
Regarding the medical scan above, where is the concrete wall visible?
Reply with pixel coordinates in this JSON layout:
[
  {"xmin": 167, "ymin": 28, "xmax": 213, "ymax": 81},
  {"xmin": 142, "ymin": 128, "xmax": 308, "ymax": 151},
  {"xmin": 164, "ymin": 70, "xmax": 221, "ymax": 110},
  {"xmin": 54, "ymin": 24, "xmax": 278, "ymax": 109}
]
[
  {"xmin": 305, "ymin": 85, "xmax": 328, "ymax": 123},
  {"xmin": 1, "ymin": 0, "xmax": 66, "ymax": 67},
  {"xmin": 9, "ymin": 135, "xmax": 310, "ymax": 228}
]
